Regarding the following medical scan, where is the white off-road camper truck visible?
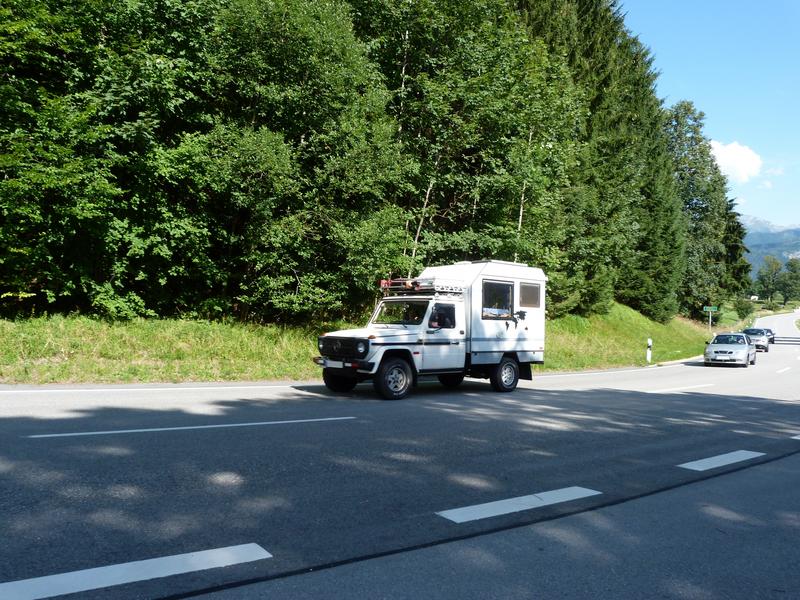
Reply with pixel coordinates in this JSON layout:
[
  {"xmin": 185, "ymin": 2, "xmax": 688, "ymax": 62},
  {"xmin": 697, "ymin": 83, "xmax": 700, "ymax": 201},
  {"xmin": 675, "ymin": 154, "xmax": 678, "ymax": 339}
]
[{"xmin": 314, "ymin": 260, "xmax": 546, "ymax": 399}]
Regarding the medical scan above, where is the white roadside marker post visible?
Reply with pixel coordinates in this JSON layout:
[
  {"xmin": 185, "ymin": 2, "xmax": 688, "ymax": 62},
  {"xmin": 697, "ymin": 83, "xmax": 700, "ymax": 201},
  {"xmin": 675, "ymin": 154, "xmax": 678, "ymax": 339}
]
[{"xmin": 647, "ymin": 337, "xmax": 652, "ymax": 364}]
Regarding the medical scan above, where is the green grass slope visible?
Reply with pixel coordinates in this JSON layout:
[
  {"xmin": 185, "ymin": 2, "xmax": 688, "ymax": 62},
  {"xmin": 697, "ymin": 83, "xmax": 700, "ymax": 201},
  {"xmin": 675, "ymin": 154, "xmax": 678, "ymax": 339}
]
[
  {"xmin": 1, "ymin": 303, "xmax": 711, "ymax": 384},
  {"xmin": 0, "ymin": 316, "xmax": 328, "ymax": 384},
  {"xmin": 543, "ymin": 302, "xmax": 708, "ymax": 371}
]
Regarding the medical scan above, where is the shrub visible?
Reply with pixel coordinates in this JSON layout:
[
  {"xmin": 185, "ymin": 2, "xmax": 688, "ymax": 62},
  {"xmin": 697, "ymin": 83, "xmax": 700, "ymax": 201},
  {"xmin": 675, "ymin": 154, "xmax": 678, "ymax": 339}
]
[{"xmin": 733, "ymin": 297, "xmax": 754, "ymax": 320}]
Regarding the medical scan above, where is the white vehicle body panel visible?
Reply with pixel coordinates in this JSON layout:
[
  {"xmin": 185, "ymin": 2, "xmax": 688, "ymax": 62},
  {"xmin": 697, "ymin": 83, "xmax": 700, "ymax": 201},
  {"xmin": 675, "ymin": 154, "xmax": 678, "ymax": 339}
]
[
  {"xmin": 418, "ymin": 261, "xmax": 546, "ymax": 367},
  {"xmin": 316, "ymin": 260, "xmax": 547, "ymax": 389}
]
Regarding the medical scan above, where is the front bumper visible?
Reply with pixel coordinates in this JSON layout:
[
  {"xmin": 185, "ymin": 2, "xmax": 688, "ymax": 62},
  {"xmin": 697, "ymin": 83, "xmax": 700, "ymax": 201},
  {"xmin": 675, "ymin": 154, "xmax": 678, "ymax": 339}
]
[
  {"xmin": 313, "ymin": 356, "xmax": 375, "ymax": 372},
  {"xmin": 704, "ymin": 355, "xmax": 747, "ymax": 365}
]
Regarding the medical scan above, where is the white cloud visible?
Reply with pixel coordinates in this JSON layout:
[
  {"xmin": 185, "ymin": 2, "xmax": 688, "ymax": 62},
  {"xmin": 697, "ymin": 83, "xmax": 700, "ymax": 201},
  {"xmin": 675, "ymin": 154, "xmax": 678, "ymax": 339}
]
[
  {"xmin": 759, "ymin": 180, "xmax": 773, "ymax": 190},
  {"xmin": 765, "ymin": 167, "xmax": 784, "ymax": 176},
  {"xmin": 709, "ymin": 140, "xmax": 762, "ymax": 183}
]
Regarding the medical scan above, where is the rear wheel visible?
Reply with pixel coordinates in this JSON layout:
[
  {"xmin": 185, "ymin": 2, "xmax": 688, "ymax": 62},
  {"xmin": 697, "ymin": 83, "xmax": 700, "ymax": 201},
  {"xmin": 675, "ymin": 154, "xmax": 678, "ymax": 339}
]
[
  {"xmin": 374, "ymin": 357, "xmax": 413, "ymax": 400},
  {"xmin": 490, "ymin": 357, "xmax": 519, "ymax": 392},
  {"xmin": 438, "ymin": 372, "xmax": 465, "ymax": 388},
  {"xmin": 323, "ymin": 369, "xmax": 358, "ymax": 393}
]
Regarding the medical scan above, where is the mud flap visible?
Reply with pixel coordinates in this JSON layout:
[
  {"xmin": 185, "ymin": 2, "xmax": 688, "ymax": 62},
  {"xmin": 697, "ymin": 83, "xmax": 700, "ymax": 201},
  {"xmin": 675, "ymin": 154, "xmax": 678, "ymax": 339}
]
[{"xmin": 519, "ymin": 362, "xmax": 532, "ymax": 380}]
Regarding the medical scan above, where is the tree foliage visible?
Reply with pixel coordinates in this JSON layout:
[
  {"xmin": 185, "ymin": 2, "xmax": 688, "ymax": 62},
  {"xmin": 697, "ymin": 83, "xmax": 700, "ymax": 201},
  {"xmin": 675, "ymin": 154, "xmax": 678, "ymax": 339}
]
[
  {"xmin": 757, "ymin": 255, "xmax": 800, "ymax": 303},
  {"xmin": 1, "ymin": 0, "xmax": 749, "ymax": 323}
]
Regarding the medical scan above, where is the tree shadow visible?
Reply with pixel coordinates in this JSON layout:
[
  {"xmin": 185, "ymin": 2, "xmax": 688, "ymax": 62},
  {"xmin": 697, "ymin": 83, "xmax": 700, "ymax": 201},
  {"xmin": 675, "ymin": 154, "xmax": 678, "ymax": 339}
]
[{"xmin": 1, "ymin": 383, "xmax": 798, "ymax": 598}]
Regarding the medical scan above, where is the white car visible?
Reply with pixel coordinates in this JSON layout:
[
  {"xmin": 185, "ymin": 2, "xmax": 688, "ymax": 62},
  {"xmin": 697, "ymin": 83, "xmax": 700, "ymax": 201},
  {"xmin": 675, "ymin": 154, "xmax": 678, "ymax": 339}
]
[
  {"xmin": 704, "ymin": 333, "xmax": 757, "ymax": 367},
  {"xmin": 742, "ymin": 328, "xmax": 770, "ymax": 351}
]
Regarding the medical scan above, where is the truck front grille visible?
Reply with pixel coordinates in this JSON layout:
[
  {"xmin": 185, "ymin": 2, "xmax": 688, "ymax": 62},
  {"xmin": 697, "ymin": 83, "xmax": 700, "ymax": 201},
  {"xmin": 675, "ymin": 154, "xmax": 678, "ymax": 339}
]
[{"xmin": 319, "ymin": 337, "xmax": 368, "ymax": 359}]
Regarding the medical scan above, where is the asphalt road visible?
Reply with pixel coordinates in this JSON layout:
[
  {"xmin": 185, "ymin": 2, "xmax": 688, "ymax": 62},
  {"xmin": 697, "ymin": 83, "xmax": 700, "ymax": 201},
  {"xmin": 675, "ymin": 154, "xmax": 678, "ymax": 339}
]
[{"xmin": 1, "ymin": 312, "xmax": 798, "ymax": 599}]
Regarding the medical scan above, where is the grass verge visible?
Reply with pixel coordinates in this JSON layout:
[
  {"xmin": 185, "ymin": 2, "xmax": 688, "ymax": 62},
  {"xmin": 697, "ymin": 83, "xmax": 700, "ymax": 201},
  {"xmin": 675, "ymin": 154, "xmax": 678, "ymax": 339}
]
[
  {"xmin": 0, "ymin": 303, "xmax": 725, "ymax": 384},
  {"xmin": 0, "ymin": 316, "xmax": 339, "ymax": 384}
]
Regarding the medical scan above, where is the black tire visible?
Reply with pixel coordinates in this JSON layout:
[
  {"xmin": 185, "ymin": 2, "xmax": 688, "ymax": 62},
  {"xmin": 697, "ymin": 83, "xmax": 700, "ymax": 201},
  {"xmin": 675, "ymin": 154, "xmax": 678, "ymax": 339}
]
[
  {"xmin": 438, "ymin": 372, "xmax": 465, "ymax": 388},
  {"xmin": 765, "ymin": 345, "xmax": 769, "ymax": 353},
  {"xmin": 374, "ymin": 357, "xmax": 413, "ymax": 400},
  {"xmin": 750, "ymin": 354, "xmax": 756, "ymax": 365},
  {"xmin": 323, "ymin": 369, "xmax": 358, "ymax": 393},
  {"xmin": 490, "ymin": 356, "xmax": 519, "ymax": 392}
]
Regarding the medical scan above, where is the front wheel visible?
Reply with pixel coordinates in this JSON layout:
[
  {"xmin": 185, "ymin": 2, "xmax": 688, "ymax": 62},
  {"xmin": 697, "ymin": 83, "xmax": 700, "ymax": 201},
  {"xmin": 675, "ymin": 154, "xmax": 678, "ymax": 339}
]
[
  {"xmin": 323, "ymin": 369, "xmax": 358, "ymax": 393},
  {"xmin": 490, "ymin": 357, "xmax": 519, "ymax": 392},
  {"xmin": 374, "ymin": 358, "xmax": 413, "ymax": 400}
]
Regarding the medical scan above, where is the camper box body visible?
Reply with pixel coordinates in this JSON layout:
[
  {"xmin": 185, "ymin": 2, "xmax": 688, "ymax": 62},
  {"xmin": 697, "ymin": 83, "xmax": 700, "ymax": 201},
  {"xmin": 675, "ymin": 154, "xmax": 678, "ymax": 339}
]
[{"xmin": 417, "ymin": 260, "xmax": 546, "ymax": 369}]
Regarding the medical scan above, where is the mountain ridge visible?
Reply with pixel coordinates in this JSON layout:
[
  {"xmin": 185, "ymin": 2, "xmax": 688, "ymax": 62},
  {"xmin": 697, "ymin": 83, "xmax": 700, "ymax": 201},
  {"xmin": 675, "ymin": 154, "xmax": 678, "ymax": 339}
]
[{"xmin": 741, "ymin": 214, "xmax": 800, "ymax": 274}]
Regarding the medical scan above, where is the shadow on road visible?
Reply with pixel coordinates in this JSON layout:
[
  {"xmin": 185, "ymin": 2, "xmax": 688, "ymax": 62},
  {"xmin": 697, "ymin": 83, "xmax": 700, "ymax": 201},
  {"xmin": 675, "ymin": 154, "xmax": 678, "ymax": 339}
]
[{"xmin": 1, "ymin": 384, "xmax": 799, "ymax": 598}]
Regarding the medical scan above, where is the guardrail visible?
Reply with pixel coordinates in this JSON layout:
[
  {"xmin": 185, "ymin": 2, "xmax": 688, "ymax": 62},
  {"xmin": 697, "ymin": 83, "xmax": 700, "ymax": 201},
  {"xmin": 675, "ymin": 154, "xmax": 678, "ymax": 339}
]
[{"xmin": 773, "ymin": 336, "xmax": 800, "ymax": 345}]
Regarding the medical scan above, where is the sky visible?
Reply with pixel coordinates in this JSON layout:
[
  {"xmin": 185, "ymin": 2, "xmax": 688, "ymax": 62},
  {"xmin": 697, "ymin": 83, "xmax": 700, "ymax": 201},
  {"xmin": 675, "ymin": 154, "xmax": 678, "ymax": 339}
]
[{"xmin": 621, "ymin": 0, "xmax": 800, "ymax": 228}]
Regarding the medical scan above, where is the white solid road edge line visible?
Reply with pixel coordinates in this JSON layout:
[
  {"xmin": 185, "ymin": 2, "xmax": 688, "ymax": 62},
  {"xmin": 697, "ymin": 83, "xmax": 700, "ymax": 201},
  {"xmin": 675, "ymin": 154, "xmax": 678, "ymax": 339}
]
[
  {"xmin": 776, "ymin": 367, "xmax": 792, "ymax": 374},
  {"xmin": 27, "ymin": 416, "xmax": 356, "ymax": 439},
  {"xmin": 0, "ymin": 543, "xmax": 272, "ymax": 600},
  {"xmin": 647, "ymin": 383, "xmax": 714, "ymax": 394},
  {"xmin": 792, "ymin": 434, "xmax": 800, "ymax": 440},
  {"xmin": 436, "ymin": 486, "xmax": 602, "ymax": 524},
  {"xmin": 677, "ymin": 450, "xmax": 765, "ymax": 472},
  {"xmin": 0, "ymin": 384, "xmax": 303, "ymax": 395}
]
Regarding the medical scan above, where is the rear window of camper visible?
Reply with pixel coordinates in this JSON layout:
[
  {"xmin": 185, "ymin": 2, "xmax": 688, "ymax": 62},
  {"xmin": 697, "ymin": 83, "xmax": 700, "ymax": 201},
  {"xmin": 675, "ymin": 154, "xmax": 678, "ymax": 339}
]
[
  {"xmin": 520, "ymin": 283, "xmax": 541, "ymax": 308},
  {"xmin": 482, "ymin": 281, "xmax": 513, "ymax": 319}
]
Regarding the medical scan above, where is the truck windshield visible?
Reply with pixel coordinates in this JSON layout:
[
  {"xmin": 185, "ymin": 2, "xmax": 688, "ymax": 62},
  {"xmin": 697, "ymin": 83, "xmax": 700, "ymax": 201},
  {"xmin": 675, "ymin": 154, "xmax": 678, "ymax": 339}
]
[{"xmin": 373, "ymin": 300, "xmax": 429, "ymax": 326}]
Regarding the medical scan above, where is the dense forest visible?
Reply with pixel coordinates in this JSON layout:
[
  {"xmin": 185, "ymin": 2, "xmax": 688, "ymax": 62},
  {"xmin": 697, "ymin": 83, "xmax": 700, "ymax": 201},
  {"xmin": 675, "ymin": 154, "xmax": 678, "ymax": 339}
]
[{"xmin": 1, "ymin": 0, "xmax": 750, "ymax": 322}]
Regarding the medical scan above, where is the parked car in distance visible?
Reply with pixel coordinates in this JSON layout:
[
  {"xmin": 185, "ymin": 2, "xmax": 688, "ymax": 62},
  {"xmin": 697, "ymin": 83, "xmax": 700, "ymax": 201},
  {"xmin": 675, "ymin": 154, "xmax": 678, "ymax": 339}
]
[
  {"xmin": 742, "ymin": 328, "xmax": 770, "ymax": 352},
  {"xmin": 704, "ymin": 332, "xmax": 756, "ymax": 367},
  {"xmin": 763, "ymin": 328, "xmax": 775, "ymax": 344}
]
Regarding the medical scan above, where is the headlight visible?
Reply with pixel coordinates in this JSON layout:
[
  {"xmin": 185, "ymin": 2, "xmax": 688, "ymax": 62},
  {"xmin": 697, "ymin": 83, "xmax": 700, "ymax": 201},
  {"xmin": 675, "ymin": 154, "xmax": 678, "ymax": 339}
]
[
  {"xmin": 357, "ymin": 341, "xmax": 367, "ymax": 354},
  {"xmin": 318, "ymin": 339, "xmax": 324, "ymax": 350}
]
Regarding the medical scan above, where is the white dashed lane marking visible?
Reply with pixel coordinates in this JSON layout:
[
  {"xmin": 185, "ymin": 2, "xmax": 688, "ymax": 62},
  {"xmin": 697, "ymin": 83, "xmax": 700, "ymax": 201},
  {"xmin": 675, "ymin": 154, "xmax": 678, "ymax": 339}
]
[
  {"xmin": 0, "ymin": 543, "xmax": 272, "ymax": 600},
  {"xmin": 647, "ymin": 384, "xmax": 713, "ymax": 394},
  {"xmin": 677, "ymin": 450, "xmax": 765, "ymax": 472},
  {"xmin": 27, "ymin": 416, "xmax": 356, "ymax": 439},
  {"xmin": 436, "ymin": 486, "xmax": 602, "ymax": 524}
]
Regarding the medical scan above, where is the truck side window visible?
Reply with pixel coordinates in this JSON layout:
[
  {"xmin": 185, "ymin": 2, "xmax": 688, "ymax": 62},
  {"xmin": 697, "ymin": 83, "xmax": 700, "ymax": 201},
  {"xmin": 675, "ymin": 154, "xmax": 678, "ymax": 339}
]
[
  {"xmin": 482, "ymin": 281, "xmax": 513, "ymax": 319},
  {"xmin": 520, "ymin": 283, "xmax": 541, "ymax": 308},
  {"xmin": 429, "ymin": 304, "xmax": 455, "ymax": 329}
]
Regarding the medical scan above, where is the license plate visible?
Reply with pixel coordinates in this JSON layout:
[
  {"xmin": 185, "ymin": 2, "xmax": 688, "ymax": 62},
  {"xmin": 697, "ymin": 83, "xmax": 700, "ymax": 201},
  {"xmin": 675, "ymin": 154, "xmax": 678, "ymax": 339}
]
[{"xmin": 326, "ymin": 360, "xmax": 344, "ymax": 369}]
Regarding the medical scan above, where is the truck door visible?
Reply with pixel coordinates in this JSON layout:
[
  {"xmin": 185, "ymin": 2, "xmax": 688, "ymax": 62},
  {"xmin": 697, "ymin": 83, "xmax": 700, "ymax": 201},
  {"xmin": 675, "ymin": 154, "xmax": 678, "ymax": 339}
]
[
  {"xmin": 421, "ymin": 302, "xmax": 465, "ymax": 371},
  {"xmin": 470, "ymin": 279, "xmax": 516, "ymax": 365}
]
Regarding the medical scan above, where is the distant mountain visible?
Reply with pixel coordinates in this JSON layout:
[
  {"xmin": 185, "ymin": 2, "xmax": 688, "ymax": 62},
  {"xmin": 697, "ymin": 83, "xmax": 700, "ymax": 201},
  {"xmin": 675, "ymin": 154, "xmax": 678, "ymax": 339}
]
[{"xmin": 741, "ymin": 214, "xmax": 800, "ymax": 274}]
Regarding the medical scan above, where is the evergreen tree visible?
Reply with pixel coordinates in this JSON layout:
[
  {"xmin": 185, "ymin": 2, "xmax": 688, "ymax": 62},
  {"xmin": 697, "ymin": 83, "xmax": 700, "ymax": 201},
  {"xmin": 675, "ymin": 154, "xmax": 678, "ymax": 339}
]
[
  {"xmin": 778, "ymin": 258, "xmax": 800, "ymax": 301},
  {"xmin": 665, "ymin": 101, "xmax": 729, "ymax": 317},
  {"xmin": 755, "ymin": 256, "xmax": 783, "ymax": 301},
  {"xmin": 720, "ymin": 199, "xmax": 752, "ymax": 296}
]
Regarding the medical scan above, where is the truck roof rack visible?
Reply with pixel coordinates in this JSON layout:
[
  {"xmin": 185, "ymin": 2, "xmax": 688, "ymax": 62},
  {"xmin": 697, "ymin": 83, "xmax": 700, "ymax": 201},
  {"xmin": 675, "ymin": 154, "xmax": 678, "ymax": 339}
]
[{"xmin": 379, "ymin": 278, "xmax": 465, "ymax": 296}]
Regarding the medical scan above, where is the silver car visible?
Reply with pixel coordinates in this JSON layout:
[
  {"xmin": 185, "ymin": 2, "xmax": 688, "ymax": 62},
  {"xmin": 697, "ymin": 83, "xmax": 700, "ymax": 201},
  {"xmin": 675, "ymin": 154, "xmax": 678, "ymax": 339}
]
[
  {"xmin": 742, "ymin": 328, "xmax": 770, "ymax": 352},
  {"xmin": 704, "ymin": 332, "xmax": 756, "ymax": 367}
]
